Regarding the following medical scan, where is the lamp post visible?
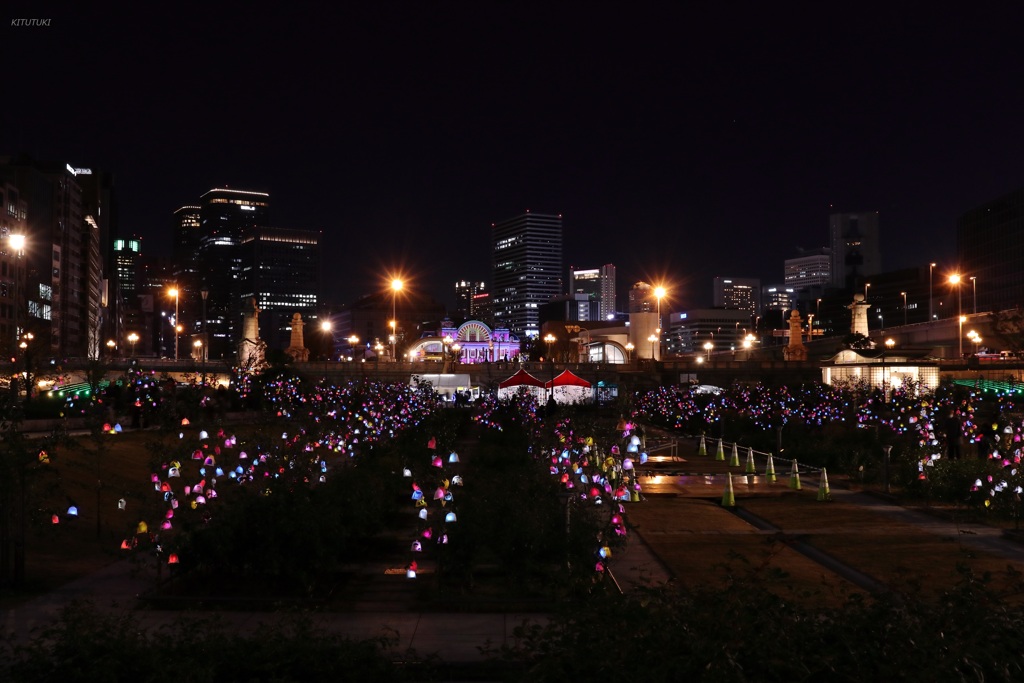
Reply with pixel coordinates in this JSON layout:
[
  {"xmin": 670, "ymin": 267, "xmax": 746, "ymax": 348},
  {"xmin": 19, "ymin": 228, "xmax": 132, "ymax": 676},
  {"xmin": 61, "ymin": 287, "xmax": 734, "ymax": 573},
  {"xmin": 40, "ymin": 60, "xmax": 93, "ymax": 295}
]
[
  {"xmin": 451, "ymin": 342, "xmax": 461, "ymax": 365},
  {"xmin": 347, "ymin": 335, "xmax": 359, "ymax": 361},
  {"xmin": 320, "ymin": 319, "xmax": 332, "ymax": 361},
  {"xmin": 106, "ymin": 339, "xmax": 116, "ymax": 358},
  {"xmin": 967, "ymin": 330, "xmax": 981, "ymax": 356},
  {"xmin": 864, "ymin": 282, "xmax": 871, "ymax": 301},
  {"xmin": 200, "ymin": 285, "xmax": 209, "ymax": 360},
  {"xmin": 128, "ymin": 332, "xmax": 139, "ymax": 358},
  {"xmin": 654, "ymin": 285, "xmax": 666, "ymax": 356},
  {"xmin": 544, "ymin": 333, "xmax": 556, "ymax": 395},
  {"xmin": 625, "ymin": 341, "xmax": 634, "ymax": 364},
  {"xmin": 970, "ymin": 276, "xmax": 977, "ymax": 314},
  {"xmin": 703, "ymin": 340, "xmax": 713, "ymax": 361},
  {"xmin": 374, "ymin": 342, "xmax": 384, "ymax": 372},
  {"xmin": 883, "ymin": 338, "xmax": 895, "ymax": 400},
  {"xmin": 949, "ymin": 274, "xmax": 963, "ymax": 357},
  {"xmin": 900, "ymin": 291, "xmax": 907, "ymax": 326},
  {"xmin": 167, "ymin": 287, "xmax": 180, "ymax": 360},
  {"xmin": 443, "ymin": 334, "xmax": 453, "ymax": 368},
  {"xmin": 648, "ymin": 334, "xmax": 658, "ymax": 360},
  {"xmin": 929, "ymin": 262, "xmax": 936, "ymax": 321},
  {"xmin": 390, "ymin": 278, "xmax": 403, "ymax": 362}
]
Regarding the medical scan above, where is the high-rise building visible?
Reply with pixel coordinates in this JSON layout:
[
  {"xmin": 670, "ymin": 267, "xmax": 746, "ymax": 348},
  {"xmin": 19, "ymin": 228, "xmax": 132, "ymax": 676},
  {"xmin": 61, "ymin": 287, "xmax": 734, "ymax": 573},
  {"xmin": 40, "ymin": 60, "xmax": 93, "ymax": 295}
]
[
  {"xmin": 492, "ymin": 212, "xmax": 562, "ymax": 338},
  {"xmin": 830, "ymin": 212, "xmax": 881, "ymax": 291},
  {"xmin": 0, "ymin": 157, "xmax": 104, "ymax": 358},
  {"xmin": 0, "ymin": 180, "xmax": 28, "ymax": 355},
  {"xmin": 454, "ymin": 280, "xmax": 487, "ymax": 320},
  {"xmin": 240, "ymin": 226, "xmax": 320, "ymax": 351},
  {"xmin": 114, "ymin": 238, "xmax": 141, "ymax": 303},
  {"xmin": 713, "ymin": 277, "xmax": 760, "ymax": 316},
  {"xmin": 958, "ymin": 187, "xmax": 1024, "ymax": 315},
  {"xmin": 761, "ymin": 285, "xmax": 795, "ymax": 312},
  {"xmin": 196, "ymin": 188, "xmax": 270, "ymax": 360},
  {"xmin": 569, "ymin": 264, "xmax": 617, "ymax": 321},
  {"xmin": 784, "ymin": 248, "xmax": 831, "ymax": 289}
]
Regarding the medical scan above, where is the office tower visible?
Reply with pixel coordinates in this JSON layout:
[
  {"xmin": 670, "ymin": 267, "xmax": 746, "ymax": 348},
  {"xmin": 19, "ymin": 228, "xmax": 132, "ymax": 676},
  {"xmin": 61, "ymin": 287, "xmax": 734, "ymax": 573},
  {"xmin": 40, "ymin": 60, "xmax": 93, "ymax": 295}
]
[
  {"xmin": 569, "ymin": 264, "xmax": 617, "ymax": 321},
  {"xmin": 114, "ymin": 238, "xmax": 141, "ymax": 304},
  {"xmin": 762, "ymin": 285, "xmax": 795, "ymax": 312},
  {"xmin": 829, "ymin": 212, "xmax": 881, "ymax": 290},
  {"xmin": 454, "ymin": 280, "xmax": 487, "ymax": 320},
  {"xmin": 196, "ymin": 188, "xmax": 269, "ymax": 360},
  {"xmin": 628, "ymin": 281, "xmax": 655, "ymax": 313},
  {"xmin": 958, "ymin": 187, "xmax": 1024, "ymax": 315},
  {"xmin": 240, "ymin": 226, "xmax": 320, "ymax": 351},
  {"xmin": 0, "ymin": 157, "xmax": 104, "ymax": 358},
  {"xmin": 784, "ymin": 248, "xmax": 831, "ymax": 289},
  {"xmin": 0, "ymin": 180, "xmax": 28, "ymax": 354},
  {"xmin": 492, "ymin": 212, "xmax": 563, "ymax": 338},
  {"xmin": 713, "ymin": 277, "xmax": 761, "ymax": 316}
]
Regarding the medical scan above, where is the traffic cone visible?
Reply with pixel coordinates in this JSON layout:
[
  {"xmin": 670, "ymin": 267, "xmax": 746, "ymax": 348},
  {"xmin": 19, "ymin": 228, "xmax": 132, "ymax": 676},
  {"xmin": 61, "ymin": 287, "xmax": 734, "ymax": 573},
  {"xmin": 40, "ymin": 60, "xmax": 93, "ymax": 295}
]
[
  {"xmin": 789, "ymin": 460, "xmax": 802, "ymax": 490},
  {"xmin": 715, "ymin": 438, "xmax": 725, "ymax": 461},
  {"xmin": 817, "ymin": 468, "xmax": 831, "ymax": 501},
  {"xmin": 721, "ymin": 473, "xmax": 735, "ymax": 507},
  {"xmin": 765, "ymin": 454, "xmax": 777, "ymax": 483},
  {"xmin": 745, "ymin": 447, "xmax": 756, "ymax": 475},
  {"xmin": 729, "ymin": 442, "xmax": 740, "ymax": 467},
  {"xmin": 698, "ymin": 435, "xmax": 707, "ymax": 456}
]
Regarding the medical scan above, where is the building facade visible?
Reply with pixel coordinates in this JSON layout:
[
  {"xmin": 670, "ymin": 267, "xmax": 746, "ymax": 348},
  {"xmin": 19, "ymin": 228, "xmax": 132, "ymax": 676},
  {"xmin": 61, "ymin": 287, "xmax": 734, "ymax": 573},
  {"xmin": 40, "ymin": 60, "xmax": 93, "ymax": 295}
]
[
  {"xmin": 957, "ymin": 187, "xmax": 1024, "ymax": 314},
  {"xmin": 829, "ymin": 211, "xmax": 881, "ymax": 291},
  {"xmin": 569, "ymin": 264, "xmax": 617, "ymax": 321},
  {"xmin": 491, "ymin": 212, "xmax": 563, "ymax": 338},
  {"xmin": 713, "ymin": 277, "xmax": 761, "ymax": 316},
  {"xmin": 196, "ymin": 188, "xmax": 270, "ymax": 360},
  {"xmin": 240, "ymin": 226, "xmax": 320, "ymax": 352}
]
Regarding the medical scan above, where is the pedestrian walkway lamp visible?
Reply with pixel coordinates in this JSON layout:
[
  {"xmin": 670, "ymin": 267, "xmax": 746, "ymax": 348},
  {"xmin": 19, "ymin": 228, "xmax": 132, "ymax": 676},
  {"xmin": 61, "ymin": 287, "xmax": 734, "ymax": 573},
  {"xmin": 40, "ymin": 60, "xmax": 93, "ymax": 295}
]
[
  {"xmin": 167, "ymin": 287, "xmax": 180, "ymax": 360},
  {"xmin": 544, "ymin": 333, "xmax": 556, "ymax": 395},
  {"xmin": 128, "ymin": 332, "xmax": 139, "ymax": 358},
  {"xmin": 703, "ymin": 340, "xmax": 713, "ymax": 361},
  {"xmin": 625, "ymin": 342, "xmax": 634, "ymax": 364}
]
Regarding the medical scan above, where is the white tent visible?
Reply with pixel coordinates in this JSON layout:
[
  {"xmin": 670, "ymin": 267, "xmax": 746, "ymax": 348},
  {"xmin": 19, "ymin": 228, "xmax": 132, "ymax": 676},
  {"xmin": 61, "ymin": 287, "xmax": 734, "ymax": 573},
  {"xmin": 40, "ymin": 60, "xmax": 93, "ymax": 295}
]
[
  {"xmin": 496, "ymin": 369, "xmax": 548, "ymax": 402},
  {"xmin": 545, "ymin": 369, "xmax": 593, "ymax": 404},
  {"xmin": 411, "ymin": 374, "xmax": 478, "ymax": 401}
]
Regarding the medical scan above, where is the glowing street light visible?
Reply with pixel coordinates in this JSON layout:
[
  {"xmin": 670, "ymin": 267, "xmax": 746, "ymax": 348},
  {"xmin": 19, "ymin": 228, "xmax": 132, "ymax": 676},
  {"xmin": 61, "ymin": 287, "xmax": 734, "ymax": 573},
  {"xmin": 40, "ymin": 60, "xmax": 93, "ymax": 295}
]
[
  {"xmin": 900, "ymin": 291, "xmax": 907, "ymax": 326},
  {"xmin": 967, "ymin": 329, "xmax": 982, "ymax": 356},
  {"xmin": 390, "ymin": 278, "xmax": 403, "ymax": 361},
  {"xmin": 543, "ymin": 333, "xmax": 557, "ymax": 395},
  {"xmin": 128, "ymin": 332, "xmax": 139, "ymax": 357},
  {"xmin": 970, "ymin": 276, "xmax": 977, "ymax": 314},
  {"xmin": 167, "ymin": 286, "xmax": 180, "ymax": 360},
  {"xmin": 106, "ymin": 339, "xmax": 116, "ymax": 357},
  {"xmin": 625, "ymin": 341, "xmax": 634, "ymax": 364},
  {"xmin": 648, "ymin": 333, "xmax": 658, "ymax": 360},
  {"xmin": 703, "ymin": 340, "xmax": 713, "ymax": 361},
  {"xmin": 347, "ymin": 334, "xmax": 359, "ymax": 361},
  {"xmin": 949, "ymin": 273, "xmax": 963, "ymax": 357},
  {"xmin": 928, "ymin": 262, "xmax": 937, "ymax": 321}
]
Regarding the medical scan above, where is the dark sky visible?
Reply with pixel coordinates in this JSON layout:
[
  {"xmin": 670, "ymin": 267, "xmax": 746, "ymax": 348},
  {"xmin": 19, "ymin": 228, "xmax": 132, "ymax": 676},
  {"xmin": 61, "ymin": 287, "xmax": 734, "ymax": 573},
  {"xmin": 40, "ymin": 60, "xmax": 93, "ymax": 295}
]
[{"xmin": 4, "ymin": 3, "xmax": 1024, "ymax": 312}]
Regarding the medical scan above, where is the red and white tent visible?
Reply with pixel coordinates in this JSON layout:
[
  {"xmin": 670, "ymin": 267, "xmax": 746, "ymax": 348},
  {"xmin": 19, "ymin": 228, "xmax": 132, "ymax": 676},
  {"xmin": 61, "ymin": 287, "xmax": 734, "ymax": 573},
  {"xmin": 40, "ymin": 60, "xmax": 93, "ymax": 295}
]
[
  {"xmin": 545, "ymin": 370, "xmax": 593, "ymax": 404},
  {"xmin": 497, "ymin": 368, "xmax": 547, "ymax": 402}
]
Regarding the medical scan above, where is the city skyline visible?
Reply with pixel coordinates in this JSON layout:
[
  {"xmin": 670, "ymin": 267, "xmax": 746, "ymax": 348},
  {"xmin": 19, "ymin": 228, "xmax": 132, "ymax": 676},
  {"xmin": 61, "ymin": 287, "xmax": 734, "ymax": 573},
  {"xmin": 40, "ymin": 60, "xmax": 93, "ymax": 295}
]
[{"xmin": 5, "ymin": 4, "xmax": 1024, "ymax": 310}]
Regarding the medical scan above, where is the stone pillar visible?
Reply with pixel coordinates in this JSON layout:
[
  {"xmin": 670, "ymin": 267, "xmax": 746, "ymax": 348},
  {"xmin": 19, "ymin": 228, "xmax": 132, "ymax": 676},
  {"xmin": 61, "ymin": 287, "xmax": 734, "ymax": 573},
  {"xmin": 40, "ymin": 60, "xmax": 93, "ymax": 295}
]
[
  {"xmin": 285, "ymin": 313, "xmax": 310, "ymax": 362},
  {"xmin": 848, "ymin": 294, "xmax": 870, "ymax": 338},
  {"xmin": 783, "ymin": 310, "xmax": 808, "ymax": 361}
]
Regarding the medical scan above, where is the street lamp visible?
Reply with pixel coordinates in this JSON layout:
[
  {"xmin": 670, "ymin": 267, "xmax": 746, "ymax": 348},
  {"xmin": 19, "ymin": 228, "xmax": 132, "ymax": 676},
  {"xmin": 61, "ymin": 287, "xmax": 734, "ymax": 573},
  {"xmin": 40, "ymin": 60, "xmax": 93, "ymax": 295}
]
[
  {"xmin": 967, "ymin": 330, "xmax": 981, "ymax": 356},
  {"xmin": 167, "ymin": 286, "xmax": 180, "ymax": 360},
  {"xmin": 648, "ymin": 334, "xmax": 658, "ymax": 360},
  {"xmin": 451, "ymin": 342, "xmax": 461, "ymax": 364},
  {"xmin": 864, "ymin": 282, "xmax": 871, "ymax": 301},
  {"xmin": 654, "ymin": 284, "xmax": 666, "ymax": 330},
  {"xmin": 970, "ymin": 276, "xmax": 977, "ymax": 314},
  {"xmin": 128, "ymin": 332, "xmax": 139, "ymax": 357},
  {"xmin": 200, "ymin": 285, "xmax": 209, "ymax": 359},
  {"xmin": 374, "ymin": 342, "xmax": 384, "ymax": 371},
  {"xmin": 347, "ymin": 335, "xmax": 359, "ymax": 361},
  {"xmin": 320, "ymin": 319, "xmax": 332, "ymax": 361},
  {"xmin": 443, "ymin": 334, "xmax": 454, "ymax": 365},
  {"xmin": 959, "ymin": 316, "xmax": 966, "ymax": 359},
  {"xmin": 949, "ymin": 274, "xmax": 963, "ymax": 356},
  {"xmin": 883, "ymin": 338, "xmax": 895, "ymax": 400},
  {"xmin": 703, "ymin": 340, "xmax": 713, "ymax": 361},
  {"xmin": 625, "ymin": 341, "xmax": 634, "ymax": 364},
  {"xmin": 900, "ymin": 291, "xmax": 907, "ymax": 326},
  {"xmin": 106, "ymin": 339, "xmax": 116, "ymax": 358},
  {"xmin": 390, "ymin": 278, "xmax": 403, "ymax": 361},
  {"xmin": 193, "ymin": 339, "xmax": 203, "ymax": 360},
  {"xmin": 928, "ymin": 262, "xmax": 937, "ymax": 321},
  {"xmin": 543, "ymin": 333, "xmax": 557, "ymax": 396}
]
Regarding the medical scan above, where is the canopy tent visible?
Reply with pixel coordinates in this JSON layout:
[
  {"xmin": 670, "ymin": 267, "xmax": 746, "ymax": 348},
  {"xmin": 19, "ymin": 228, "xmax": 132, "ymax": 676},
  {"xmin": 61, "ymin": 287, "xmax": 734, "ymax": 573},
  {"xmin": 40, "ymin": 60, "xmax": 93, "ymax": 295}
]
[
  {"xmin": 411, "ymin": 374, "xmax": 479, "ymax": 401},
  {"xmin": 545, "ymin": 370, "xmax": 594, "ymax": 404},
  {"xmin": 497, "ymin": 368, "xmax": 547, "ymax": 402}
]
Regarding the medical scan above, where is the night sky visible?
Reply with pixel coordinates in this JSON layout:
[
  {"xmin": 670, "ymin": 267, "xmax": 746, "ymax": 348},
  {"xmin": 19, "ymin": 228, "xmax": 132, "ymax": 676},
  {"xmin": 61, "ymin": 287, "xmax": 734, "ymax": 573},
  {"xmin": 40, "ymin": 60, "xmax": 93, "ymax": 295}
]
[{"xmin": 5, "ymin": 3, "xmax": 1024, "ymax": 312}]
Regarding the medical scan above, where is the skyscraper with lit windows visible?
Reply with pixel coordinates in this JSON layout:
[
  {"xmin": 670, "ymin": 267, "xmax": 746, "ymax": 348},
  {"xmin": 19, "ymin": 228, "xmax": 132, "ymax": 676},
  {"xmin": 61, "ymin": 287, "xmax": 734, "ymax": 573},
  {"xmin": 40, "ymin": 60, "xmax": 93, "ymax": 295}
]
[{"xmin": 492, "ymin": 212, "xmax": 562, "ymax": 337}]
